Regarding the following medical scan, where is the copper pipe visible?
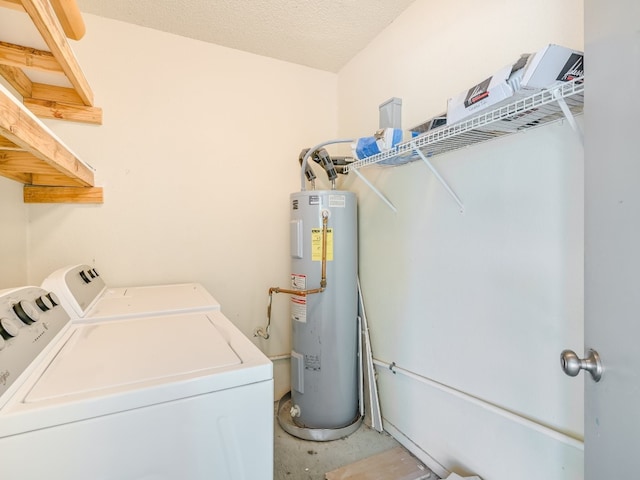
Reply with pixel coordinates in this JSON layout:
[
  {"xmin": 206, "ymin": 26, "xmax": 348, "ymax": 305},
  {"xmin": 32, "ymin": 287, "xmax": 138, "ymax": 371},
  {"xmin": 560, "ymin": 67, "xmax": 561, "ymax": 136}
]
[
  {"xmin": 320, "ymin": 210, "xmax": 328, "ymax": 288},
  {"xmin": 268, "ymin": 286, "xmax": 325, "ymax": 297},
  {"xmin": 256, "ymin": 211, "xmax": 330, "ymax": 340}
]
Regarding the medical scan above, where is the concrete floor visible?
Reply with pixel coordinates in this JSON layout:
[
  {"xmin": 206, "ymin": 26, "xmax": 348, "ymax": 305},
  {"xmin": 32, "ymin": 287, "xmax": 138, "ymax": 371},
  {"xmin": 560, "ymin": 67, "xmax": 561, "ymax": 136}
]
[{"xmin": 273, "ymin": 405, "xmax": 403, "ymax": 480}]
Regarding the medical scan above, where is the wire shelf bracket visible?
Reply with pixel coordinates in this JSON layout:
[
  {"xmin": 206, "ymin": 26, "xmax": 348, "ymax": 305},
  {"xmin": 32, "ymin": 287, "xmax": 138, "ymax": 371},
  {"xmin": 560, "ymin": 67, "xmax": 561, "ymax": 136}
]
[
  {"xmin": 412, "ymin": 142, "xmax": 464, "ymax": 213},
  {"xmin": 351, "ymin": 169, "xmax": 397, "ymax": 212},
  {"xmin": 553, "ymin": 90, "xmax": 584, "ymax": 146}
]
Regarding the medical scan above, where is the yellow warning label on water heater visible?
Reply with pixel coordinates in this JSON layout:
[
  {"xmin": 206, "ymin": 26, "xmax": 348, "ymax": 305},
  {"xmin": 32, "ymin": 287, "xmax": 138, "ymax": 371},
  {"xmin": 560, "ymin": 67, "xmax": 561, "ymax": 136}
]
[{"xmin": 311, "ymin": 228, "xmax": 333, "ymax": 261}]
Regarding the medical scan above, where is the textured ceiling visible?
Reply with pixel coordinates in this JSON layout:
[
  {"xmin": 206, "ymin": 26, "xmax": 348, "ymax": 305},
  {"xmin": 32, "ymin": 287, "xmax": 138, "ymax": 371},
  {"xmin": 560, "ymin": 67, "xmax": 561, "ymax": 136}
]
[{"xmin": 75, "ymin": 0, "xmax": 416, "ymax": 72}]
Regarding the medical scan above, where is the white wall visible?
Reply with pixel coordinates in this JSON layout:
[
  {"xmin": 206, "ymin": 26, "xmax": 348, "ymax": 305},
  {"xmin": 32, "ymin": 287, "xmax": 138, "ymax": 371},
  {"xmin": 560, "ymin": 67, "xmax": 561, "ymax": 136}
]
[
  {"xmin": 0, "ymin": 71, "xmax": 29, "ymax": 288},
  {"xmin": 338, "ymin": 0, "xmax": 584, "ymax": 479},
  {"xmin": 0, "ymin": 177, "xmax": 28, "ymax": 287},
  {"xmin": 19, "ymin": 14, "xmax": 339, "ymax": 399}
]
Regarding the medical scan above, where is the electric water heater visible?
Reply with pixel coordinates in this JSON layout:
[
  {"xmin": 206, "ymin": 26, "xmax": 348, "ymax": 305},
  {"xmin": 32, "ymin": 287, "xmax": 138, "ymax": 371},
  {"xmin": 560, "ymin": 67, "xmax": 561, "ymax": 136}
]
[{"xmin": 289, "ymin": 190, "xmax": 358, "ymax": 429}]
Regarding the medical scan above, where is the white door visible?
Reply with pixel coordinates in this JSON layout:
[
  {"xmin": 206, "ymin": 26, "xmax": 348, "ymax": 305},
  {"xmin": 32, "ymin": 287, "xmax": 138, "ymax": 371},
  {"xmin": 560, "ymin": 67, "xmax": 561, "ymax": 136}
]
[{"xmin": 582, "ymin": 0, "xmax": 640, "ymax": 477}]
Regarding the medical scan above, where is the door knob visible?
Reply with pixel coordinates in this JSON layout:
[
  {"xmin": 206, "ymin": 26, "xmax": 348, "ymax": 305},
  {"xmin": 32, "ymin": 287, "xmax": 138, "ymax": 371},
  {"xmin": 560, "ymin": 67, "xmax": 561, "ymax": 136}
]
[{"xmin": 560, "ymin": 349, "xmax": 602, "ymax": 382}]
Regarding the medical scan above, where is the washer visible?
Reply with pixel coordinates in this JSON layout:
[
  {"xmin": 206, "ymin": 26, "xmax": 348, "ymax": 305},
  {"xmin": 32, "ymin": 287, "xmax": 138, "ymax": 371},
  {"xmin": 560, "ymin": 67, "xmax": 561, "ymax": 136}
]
[
  {"xmin": 0, "ymin": 286, "xmax": 273, "ymax": 480},
  {"xmin": 42, "ymin": 264, "xmax": 221, "ymax": 321}
]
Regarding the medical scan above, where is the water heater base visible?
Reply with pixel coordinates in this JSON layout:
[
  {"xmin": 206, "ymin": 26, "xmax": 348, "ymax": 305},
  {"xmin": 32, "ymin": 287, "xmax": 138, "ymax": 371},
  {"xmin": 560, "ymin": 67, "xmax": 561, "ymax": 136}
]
[{"xmin": 277, "ymin": 392, "xmax": 362, "ymax": 442}]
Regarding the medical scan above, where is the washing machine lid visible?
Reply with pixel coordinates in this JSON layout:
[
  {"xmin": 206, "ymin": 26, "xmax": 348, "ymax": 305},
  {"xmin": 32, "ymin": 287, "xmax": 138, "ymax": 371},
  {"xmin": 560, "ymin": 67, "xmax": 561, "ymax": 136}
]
[
  {"xmin": 25, "ymin": 313, "xmax": 241, "ymax": 402},
  {"xmin": 87, "ymin": 283, "xmax": 221, "ymax": 320}
]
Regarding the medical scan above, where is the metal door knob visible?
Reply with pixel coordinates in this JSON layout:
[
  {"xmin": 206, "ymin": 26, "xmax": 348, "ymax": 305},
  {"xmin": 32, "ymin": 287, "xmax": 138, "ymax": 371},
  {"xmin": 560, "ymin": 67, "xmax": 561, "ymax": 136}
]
[{"xmin": 560, "ymin": 349, "xmax": 602, "ymax": 382}]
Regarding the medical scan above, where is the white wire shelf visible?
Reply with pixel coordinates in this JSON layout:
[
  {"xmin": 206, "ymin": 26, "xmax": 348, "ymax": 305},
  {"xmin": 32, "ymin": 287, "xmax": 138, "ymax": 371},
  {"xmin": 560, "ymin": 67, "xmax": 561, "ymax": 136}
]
[{"xmin": 345, "ymin": 78, "xmax": 584, "ymax": 171}]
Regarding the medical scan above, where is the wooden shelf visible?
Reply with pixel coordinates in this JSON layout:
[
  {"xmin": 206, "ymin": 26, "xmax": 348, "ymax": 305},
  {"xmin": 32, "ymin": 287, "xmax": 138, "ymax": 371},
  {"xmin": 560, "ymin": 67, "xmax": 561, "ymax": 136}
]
[
  {"xmin": 0, "ymin": 0, "xmax": 102, "ymax": 124},
  {"xmin": 0, "ymin": 0, "xmax": 85, "ymax": 40},
  {"xmin": 24, "ymin": 185, "xmax": 103, "ymax": 203},
  {"xmin": 0, "ymin": 0, "xmax": 103, "ymax": 203},
  {"xmin": 0, "ymin": 81, "xmax": 102, "ymax": 202}
]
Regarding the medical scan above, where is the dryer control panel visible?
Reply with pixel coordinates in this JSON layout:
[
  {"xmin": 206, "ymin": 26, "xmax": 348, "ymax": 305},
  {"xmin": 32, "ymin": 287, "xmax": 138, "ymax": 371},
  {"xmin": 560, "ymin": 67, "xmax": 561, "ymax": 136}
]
[{"xmin": 0, "ymin": 287, "xmax": 71, "ymax": 401}]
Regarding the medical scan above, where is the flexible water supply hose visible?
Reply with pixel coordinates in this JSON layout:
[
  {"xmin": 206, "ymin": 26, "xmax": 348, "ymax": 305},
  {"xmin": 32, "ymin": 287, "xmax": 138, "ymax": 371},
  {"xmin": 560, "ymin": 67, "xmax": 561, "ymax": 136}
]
[
  {"xmin": 299, "ymin": 149, "xmax": 316, "ymax": 190},
  {"xmin": 300, "ymin": 139, "xmax": 354, "ymax": 191},
  {"xmin": 254, "ymin": 210, "xmax": 330, "ymax": 339}
]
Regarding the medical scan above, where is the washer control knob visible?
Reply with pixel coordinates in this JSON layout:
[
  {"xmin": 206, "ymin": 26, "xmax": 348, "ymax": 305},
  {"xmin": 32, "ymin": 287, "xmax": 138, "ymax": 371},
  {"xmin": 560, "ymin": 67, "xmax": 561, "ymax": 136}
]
[
  {"xmin": 13, "ymin": 300, "xmax": 41, "ymax": 324},
  {"xmin": 47, "ymin": 292, "xmax": 60, "ymax": 307},
  {"xmin": 1, "ymin": 316, "xmax": 21, "ymax": 338},
  {"xmin": 35, "ymin": 295, "xmax": 54, "ymax": 311},
  {"xmin": 79, "ymin": 270, "xmax": 92, "ymax": 283},
  {"xmin": 92, "ymin": 268, "xmax": 100, "ymax": 277}
]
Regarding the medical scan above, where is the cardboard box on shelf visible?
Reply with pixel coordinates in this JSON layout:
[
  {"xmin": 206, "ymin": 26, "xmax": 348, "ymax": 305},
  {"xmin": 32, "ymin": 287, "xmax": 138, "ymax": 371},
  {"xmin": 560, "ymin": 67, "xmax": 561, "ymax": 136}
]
[
  {"xmin": 446, "ymin": 63, "xmax": 516, "ymax": 125},
  {"xmin": 442, "ymin": 46, "xmax": 583, "ymax": 128},
  {"xmin": 520, "ymin": 44, "xmax": 584, "ymax": 90},
  {"xmin": 411, "ymin": 113, "xmax": 447, "ymax": 137}
]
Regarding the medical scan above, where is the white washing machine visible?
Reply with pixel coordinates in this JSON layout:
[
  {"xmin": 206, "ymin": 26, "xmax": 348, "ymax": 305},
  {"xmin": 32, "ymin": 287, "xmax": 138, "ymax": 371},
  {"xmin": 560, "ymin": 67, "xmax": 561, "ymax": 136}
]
[
  {"xmin": 0, "ymin": 286, "xmax": 274, "ymax": 480},
  {"xmin": 42, "ymin": 264, "xmax": 221, "ymax": 321}
]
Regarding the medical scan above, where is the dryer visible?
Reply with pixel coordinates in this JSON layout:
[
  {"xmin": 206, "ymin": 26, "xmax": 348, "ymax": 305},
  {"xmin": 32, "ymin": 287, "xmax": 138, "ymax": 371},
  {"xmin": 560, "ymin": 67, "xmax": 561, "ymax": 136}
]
[
  {"xmin": 42, "ymin": 264, "xmax": 221, "ymax": 321},
  {"xmin": 0, "ymin": 286, "xmax": 273, "ymax": 480}
]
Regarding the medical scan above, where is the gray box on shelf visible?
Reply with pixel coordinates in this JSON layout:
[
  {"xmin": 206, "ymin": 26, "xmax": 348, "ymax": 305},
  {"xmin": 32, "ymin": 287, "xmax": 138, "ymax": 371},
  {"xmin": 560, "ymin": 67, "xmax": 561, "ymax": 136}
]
[{"xmin": 379, "ymin": 97, "xmax": 402, "ymax": 129}]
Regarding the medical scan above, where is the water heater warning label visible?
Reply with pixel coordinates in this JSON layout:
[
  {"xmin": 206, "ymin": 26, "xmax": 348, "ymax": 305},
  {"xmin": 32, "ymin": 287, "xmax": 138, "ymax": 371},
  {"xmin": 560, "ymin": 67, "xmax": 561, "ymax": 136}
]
[
  {"xmin": 328, "ymin": 195, "xmax": 346, "ymax": 208},
  {"xmin": 291, "ymin": 273, "xmax": 306, "ymax": 290},
  {"xmin": 311, "ymin": 228, "xmax": 333, "ymax": 261},
  {"xmin": 305, "ymin": 354, "xmax": 321, "ymax": 371},
  {"xmin": 291, "ymin": 295, "xmax": 306, "ymax": 323}
]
